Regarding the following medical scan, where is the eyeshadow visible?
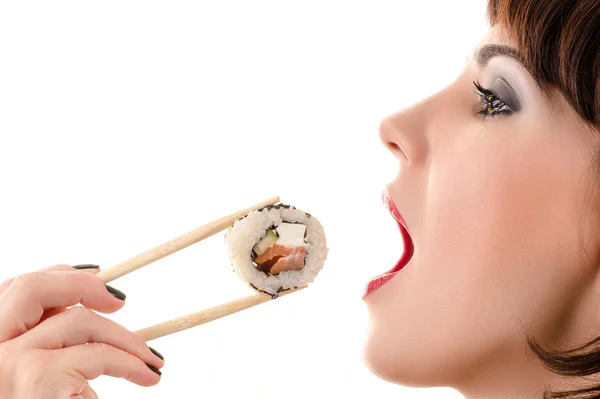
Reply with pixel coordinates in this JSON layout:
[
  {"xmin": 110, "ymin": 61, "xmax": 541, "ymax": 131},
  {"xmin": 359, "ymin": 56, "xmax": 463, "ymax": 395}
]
[{"xmin": 490, "ymin": 77, "xmax": 521, "ymax": 112}]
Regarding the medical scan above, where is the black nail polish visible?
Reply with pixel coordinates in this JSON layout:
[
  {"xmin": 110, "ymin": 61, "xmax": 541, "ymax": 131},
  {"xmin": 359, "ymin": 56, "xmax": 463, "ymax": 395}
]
[
  {"xmin": 105, "ymin": 285, "xmax": 126, "ymax": 300},
  {"xmin": 147, "ymin": 364, "xmax": 162, "ymax": 376},
  {"xmin": 73, "ymin": 264, "xmax": 100, "ymax": 270},
  {"xmin": 149, "ymin": 347, "xmax": 164, "ymax": 361}
]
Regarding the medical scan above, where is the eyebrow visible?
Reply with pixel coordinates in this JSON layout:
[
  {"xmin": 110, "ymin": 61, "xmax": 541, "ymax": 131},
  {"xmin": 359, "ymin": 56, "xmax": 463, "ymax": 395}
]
[{"xmin": 475, "ymin": 44, "xmax": 524, "ymax": 69}]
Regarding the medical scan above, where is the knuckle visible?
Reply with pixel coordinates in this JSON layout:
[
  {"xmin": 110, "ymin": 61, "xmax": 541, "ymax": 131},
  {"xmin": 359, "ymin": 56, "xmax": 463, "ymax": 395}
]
[
  {"xmin": 11, "ymin": 273, "xmax": 37, "ymax": 293},
  {"xmin": 0, "ymin": 277, "xmax": 13, "ymax": 289},
  {"xmin": 70, "ymin": 305, "xmax": 94, "ymax": 321},
  {"xmin": 68, "ymin": 307, "xmax": 96, "ymax": 334},
  {"xmin": 128, "ymin": 333, "xmax": 147, "ymax": 356},
  {"xmin": 0, "ymin": 323, "xmax": 27, "ymax": 341},
  {"xmin": 90, "ymin": 342, "xmax": 108, "ymax": 357},
  {"xmin": 126, "ymin": 367, "xmax": 135, "ymax": 382},
  {"xmin": 91, "ymin": 342, "xmax": 110, "ymax": 369},
  {"xmin": 38, "ymin": 348, "xmax": 59, "ymax": 367},
  {"xmin": 68, "ymin": 306, "xmax": 96, "ymax": 336}
]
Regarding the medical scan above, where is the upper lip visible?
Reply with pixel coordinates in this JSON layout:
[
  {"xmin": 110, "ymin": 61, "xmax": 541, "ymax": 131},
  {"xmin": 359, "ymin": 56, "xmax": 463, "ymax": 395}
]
[
  {"xmin": 382, "ymin": 188, "xmax": 414, "ymax": 273},
  {"xmin": 382, "ymin": 189, "xmax": 410, "ymax": 233}
]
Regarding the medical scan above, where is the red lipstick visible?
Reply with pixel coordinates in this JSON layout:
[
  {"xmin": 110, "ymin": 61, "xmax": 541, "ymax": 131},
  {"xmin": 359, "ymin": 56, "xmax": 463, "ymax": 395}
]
[{"xmin": 363, "ymin": 190, "xmax": 414, "ymax": 297}]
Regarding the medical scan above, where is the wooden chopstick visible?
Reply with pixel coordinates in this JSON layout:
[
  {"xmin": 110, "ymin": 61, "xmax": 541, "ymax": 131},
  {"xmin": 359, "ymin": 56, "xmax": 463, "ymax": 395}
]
[
  {"xmin": 135, "ymin": 286, "xmax": 306, "ymax": 342},
  {"xmin": 97, "ymin": 196, "xmax": 280, "ymax": 283}
]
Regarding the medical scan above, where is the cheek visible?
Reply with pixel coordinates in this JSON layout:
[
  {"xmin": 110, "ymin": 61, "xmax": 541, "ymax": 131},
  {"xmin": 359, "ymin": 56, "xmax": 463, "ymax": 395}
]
[
  {"xmin": 364, "ymin": 128, "xmax": 593, "ymax": 385},
  {"xmin": 423, "ymin": 135, "xmax": 588, "ymax": 323}
]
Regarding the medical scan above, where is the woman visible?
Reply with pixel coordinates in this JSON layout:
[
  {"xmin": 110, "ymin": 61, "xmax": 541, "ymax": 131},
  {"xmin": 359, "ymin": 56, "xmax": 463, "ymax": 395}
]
[
  {"xmin": 1, "ymin": 0, "xmax": 599, "ymax": 398},
  {"xmin": 365, "ymin": 0, "xmax": 600, "ymax": 398}
]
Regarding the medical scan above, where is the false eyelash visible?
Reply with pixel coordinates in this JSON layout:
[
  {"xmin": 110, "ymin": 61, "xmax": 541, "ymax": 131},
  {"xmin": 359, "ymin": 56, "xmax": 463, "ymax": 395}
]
[{"xmin": 473, "ymin": 80, "xmax": 512, "ymax": 120}]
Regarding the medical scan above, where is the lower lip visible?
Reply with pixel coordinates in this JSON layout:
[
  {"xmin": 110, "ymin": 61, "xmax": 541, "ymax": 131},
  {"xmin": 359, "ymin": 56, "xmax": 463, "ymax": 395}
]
[
  {"xmin": 363, "ymin": 192, "xmax": 414, "ymax": 297},
  {"xmin": 364, "ymin": 273, "xmax": 399, "ymax": 295}
]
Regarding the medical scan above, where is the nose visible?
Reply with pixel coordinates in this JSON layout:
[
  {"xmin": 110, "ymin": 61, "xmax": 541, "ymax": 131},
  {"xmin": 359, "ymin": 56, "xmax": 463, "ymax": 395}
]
[{"xmin": 379, "ymin": 98, "xmax": 431, "ymax": 166}]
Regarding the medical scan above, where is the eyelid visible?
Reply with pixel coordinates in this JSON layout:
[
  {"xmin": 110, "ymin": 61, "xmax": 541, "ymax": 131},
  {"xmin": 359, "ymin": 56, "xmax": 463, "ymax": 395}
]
[{"xmin": 489, "ymin": 77, "xmax": 521, "ymax": 112}]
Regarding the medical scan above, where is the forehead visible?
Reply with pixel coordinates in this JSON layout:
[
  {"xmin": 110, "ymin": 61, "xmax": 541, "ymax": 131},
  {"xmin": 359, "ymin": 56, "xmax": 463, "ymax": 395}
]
[
  {"xmin": 475, "ymin": 25, "xmax": 513, "ymax": 52},
  {"xmin": 468, "ymin": 25, "xmax": 520, "ymax": 71}
]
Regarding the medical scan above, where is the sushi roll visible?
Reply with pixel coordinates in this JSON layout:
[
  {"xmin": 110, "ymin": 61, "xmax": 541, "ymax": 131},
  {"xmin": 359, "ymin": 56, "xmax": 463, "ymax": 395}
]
[{"xmin": 225, "ymin": 204, "xmax": 327, "ymax": 298}]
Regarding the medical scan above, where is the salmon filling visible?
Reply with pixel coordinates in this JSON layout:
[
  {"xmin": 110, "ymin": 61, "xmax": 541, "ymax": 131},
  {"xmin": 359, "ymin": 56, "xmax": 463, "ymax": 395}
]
[{"xmin": 252, "ymin": 223, "xmax": 308, "ymax": 275}]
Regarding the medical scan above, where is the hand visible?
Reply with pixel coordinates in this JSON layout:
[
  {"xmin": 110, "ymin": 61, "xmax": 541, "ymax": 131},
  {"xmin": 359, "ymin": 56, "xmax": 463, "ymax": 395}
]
[{"xmin": 0, "ymin": 265, "xmax": 165, "ymax": 399}]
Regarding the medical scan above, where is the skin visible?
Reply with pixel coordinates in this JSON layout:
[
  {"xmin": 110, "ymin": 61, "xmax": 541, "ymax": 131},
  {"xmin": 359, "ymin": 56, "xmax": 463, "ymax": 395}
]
[
  {"xmin": 363, "ymin": 25, "xmax": 600, "ymax": 398},
  {"xmin": 2, "ymin": 23, "xmax": 599, "ymax": 399},
  {"xmin": 0, "ymin": 265, "xmax": 164, "ymax": 399}
]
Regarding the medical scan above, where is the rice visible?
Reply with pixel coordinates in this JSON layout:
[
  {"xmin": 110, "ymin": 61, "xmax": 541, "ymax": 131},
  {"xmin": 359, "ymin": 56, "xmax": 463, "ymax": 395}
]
[{"xmin": 224, "ymin": 204, "xmax": 328, "ymax": 297}]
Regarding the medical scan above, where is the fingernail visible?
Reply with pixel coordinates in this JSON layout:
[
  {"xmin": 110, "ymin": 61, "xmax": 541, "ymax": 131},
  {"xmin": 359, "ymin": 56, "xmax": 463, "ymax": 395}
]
[
  {"xmin": 147, "ymin": 364, "xmax": 162, "ymax": 376},
  {"xmin": 73, "ymin": 264, "xmax": 100, "ymax": 270},
  {"xmin": 149, "ymin": 347, "xmax": 164, "ymax": 361},
  {"xmin": 105, "ymin": 285, "xmax": 126, "ymax": 300}
]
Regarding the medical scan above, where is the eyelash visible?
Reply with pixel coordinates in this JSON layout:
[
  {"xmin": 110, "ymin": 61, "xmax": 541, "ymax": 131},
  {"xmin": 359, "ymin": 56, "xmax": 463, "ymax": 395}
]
[{"xmin": 473, "ymin": 80, "xmax": 513, "ymax": 120}]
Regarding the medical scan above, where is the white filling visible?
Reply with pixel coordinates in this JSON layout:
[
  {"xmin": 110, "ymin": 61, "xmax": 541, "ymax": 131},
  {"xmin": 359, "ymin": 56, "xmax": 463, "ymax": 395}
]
[
  {"xmin": 275, "ymin": 223, "xmax": 307, "ymax": 248},
  {"xmin": 225, "ymin": 206, "xmax": 328, "ymax": 296}
]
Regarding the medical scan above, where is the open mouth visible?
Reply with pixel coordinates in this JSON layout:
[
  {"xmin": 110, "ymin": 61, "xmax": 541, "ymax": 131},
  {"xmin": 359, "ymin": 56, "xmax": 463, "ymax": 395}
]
[{"xmin": 363, "ymin": 190, "xmax": 414, "ymax": 297}]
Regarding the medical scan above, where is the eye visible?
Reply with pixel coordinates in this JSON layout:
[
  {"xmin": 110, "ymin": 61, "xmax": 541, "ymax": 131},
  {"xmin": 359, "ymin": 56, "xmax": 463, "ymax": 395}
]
[{"xmin": 473, "ymin": 80, "xmax": 514, "ymax": 119}]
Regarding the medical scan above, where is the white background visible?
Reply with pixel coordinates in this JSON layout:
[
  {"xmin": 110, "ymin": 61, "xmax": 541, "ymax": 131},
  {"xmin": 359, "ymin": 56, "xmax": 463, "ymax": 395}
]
[{"xmin": 0, "ymin": 1, "xmax": 488, "ymax": 398}]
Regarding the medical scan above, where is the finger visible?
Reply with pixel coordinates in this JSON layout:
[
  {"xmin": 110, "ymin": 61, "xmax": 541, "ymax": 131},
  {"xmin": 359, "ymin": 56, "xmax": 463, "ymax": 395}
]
[
  {"xmin": 80, "ymin": 383, "xmax": 99, "ymax": 399},
  {"xmin": 0, "ymin": 271, "xmax": 126, "ymax": 342},
  {"xmin": 0, "ymin": 264, "xmax": 100, "ymax": 297},
  {"xmin": 20, "ymin": 306, "xmax": 164, "ymax": 370},
  {"xmin": 0, "ymin": 279, "xmax": 11, "ymax": 298},
  {"xmin": 59, "ymin": 342, "xmax": 162, "ymax": 387},
  {"xmin": 38, "ymin": 266, "xmax": 102, "ymax": 323},
  {"xmin": 0, "ymin": 265, "xmax": 72, "ymax": 297},
  {"xmin": 38, "ymin": 265, "xmax": 102, "ymax": 323},
  {"xmin": 39, "ymin": 307, "xmax": 68, "ymax": 323},
  {"xmin": 0, "ymin": 265, "xmax": 104, "ymax": 336}
]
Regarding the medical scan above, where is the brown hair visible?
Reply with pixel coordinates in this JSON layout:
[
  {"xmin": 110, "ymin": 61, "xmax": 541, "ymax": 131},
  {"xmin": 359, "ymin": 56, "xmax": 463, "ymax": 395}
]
[
  {"xmin": 488, "ymin": 1, "xmax": 600, "ymax": 398},
  {"xmin": 488, "ymin": 0, "xmax": 600, "ymax": 127}
]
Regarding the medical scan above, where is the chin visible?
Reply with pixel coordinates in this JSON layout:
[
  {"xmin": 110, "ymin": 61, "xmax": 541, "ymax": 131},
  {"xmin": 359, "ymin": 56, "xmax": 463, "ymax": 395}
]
[
  {"xmin": 362, "ymin": 322, "xmax": 431, "ymax": 388},
  {"xmin": 362, "ymin": 332, "xmax": 404, "ymax": 385},
  {"xmin": 362, "ymin": 313, "xmax": 473, "ymax": 389},
  {"xmin": 360, "ymin": 190, "xmax": 472, "ymax": 387}
]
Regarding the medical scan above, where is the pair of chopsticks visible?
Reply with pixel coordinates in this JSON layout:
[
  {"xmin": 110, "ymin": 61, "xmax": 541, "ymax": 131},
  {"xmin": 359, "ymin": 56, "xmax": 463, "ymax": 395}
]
[{"xmin": 95, "ymin": 196, "xmax": 305, "ymax": 342}]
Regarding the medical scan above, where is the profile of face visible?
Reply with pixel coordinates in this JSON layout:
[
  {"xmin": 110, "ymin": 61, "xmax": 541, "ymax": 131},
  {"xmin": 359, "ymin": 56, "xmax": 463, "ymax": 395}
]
[{"xmin": 362, "ymin": 25, "xmax": 600, "ymax": 395}]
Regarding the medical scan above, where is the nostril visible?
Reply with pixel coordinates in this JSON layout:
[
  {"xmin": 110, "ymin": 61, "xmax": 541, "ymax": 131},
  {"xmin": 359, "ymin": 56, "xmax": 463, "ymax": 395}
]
[
  {"xmin": 379, "ymin": 118, "xmax": 411, "ymax": 163},
  {"xmin": 387, "ymin": 142, "xmax": 409, "ymax": 163},
  {"xmin": 388, "ymin": 142, "xmax": 401, "ymax": 153}
]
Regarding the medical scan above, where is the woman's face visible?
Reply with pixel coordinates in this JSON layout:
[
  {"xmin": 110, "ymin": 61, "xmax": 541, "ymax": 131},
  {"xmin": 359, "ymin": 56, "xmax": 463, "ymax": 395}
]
[{"xmin": 363, "ymin": 26, "xmax": 600, "ymax": 391}]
